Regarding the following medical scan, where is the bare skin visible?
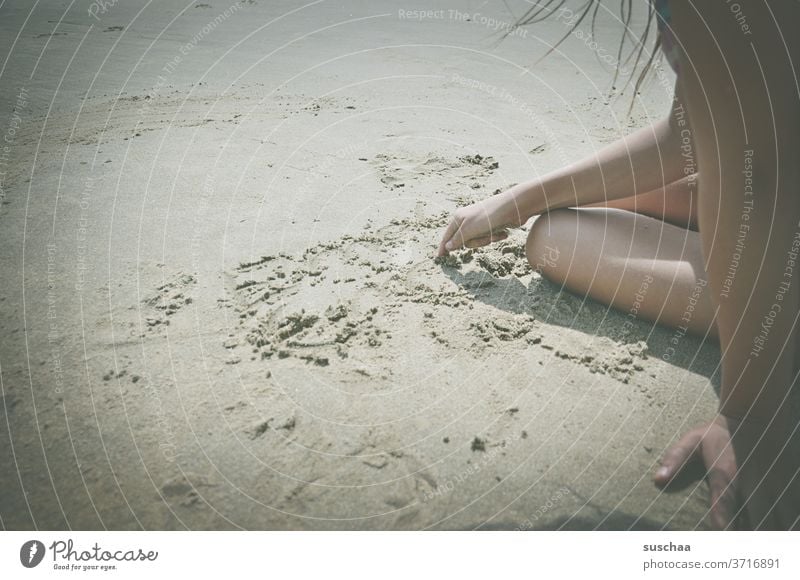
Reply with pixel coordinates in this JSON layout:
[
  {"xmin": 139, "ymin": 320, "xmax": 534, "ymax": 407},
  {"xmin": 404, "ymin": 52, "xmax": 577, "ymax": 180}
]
[
  {"xmin": 657, "ymin": 1, "xmax": 800, "ymax": 530},
  {"xmin": 526, "ymin": 204, "xmax": 716, "ymax": 339},
  {"xmin": 437, "ymin": 1, "xmax": 800, "ymax": 529},
  {"xmin": 436, "ymin": 77, "xmax": 694, "ymax": 257},
  {"xmin": 587, "ymin": 174, "xmax": 698, "ymax": 232},
  {"xmin": 437, "ymin": 79, "xmax": 715, "ymax": 338}
]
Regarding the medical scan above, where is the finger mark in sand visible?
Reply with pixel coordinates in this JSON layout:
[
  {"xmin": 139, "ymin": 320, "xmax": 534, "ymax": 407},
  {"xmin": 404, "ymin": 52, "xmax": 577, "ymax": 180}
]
[
  {"xmin": 248, "ymin": 420, "xmax": 272, "ymax": 440},
  {"xmin": 363, "ymin": 457, "xmax": 389, "ymax": 469}
]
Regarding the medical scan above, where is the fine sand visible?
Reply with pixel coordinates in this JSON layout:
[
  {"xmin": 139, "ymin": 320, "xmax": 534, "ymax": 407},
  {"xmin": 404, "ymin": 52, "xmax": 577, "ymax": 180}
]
[{"xmin": 0, "ymin": 0, "xmax": 720, "ymax": 529}]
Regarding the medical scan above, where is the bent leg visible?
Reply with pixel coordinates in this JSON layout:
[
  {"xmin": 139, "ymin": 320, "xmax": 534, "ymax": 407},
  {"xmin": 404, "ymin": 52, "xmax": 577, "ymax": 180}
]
[{"xmin": 526, "ymin": 207, "xmax": 717, "ymax": 338}]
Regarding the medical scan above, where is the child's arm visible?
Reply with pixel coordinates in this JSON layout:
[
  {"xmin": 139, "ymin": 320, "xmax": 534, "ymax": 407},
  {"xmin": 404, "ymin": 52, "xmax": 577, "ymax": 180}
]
[{"xmin": 437, "ymin": 80, "xmax": 692, "ymax": 255}]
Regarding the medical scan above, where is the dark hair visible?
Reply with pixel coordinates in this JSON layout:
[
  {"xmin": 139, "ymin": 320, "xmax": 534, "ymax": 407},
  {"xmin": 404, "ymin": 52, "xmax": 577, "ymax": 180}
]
[{"xmin": 509, "ymin": 1, "xmax": 663, "ymax": 103}]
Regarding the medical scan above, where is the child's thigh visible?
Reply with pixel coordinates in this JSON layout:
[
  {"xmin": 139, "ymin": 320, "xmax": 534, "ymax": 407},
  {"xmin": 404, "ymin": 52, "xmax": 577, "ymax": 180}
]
[{"xmin": 526, "ymin": 208, "xmax": 716, "ymax": 336}]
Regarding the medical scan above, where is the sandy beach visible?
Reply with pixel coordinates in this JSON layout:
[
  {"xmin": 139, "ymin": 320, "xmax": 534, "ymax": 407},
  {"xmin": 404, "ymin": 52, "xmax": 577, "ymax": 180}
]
[{"xmin": 0, "ymin": 0, "xmax": 720, "ymax": 530}]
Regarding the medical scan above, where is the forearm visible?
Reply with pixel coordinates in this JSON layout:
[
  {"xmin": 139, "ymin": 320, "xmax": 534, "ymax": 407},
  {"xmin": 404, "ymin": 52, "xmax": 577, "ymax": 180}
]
[
  {"xmin": 499, "ymin": 86, "xmax": 691, "ymax": 225},
  {"xmin": 504, "ymin": 120, "xmax": 685, "ymax": 224}
]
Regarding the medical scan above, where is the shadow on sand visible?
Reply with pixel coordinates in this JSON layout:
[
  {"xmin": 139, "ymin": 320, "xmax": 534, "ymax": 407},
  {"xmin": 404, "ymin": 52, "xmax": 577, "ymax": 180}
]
[{"xmin": 440, "ymin": 264, "xmax": 722, "ymax": 394}]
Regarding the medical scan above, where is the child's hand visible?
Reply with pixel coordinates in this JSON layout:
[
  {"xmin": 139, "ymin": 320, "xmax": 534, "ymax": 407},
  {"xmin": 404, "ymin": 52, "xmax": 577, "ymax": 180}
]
[
  {"xmin": 436, "ymin": 192, "xmax": 523, "ymax": 257},
  {"xmin": 654, "ymin": 414, "xmax": 800, "ymax": 529}
]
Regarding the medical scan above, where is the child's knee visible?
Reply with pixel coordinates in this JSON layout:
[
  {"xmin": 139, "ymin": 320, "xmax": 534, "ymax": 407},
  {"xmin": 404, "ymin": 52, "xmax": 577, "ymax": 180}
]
[{"xmin": 525, "ymin": 210, "xmax": 572, "ymax": 279}]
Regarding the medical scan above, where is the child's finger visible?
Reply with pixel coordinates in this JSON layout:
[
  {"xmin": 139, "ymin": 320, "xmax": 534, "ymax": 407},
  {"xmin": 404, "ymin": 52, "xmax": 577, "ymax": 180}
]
[
  {"xmin": 464, "ymin": 236, "xmax": 491, "ymax": 248},
  {"xmin": 437, "ymin": 217, "xmax": 463, "ymax": 256},
  {"xmin": 492, "ymin": 231, "xmax": 509, "ymax": 243},
  {"xmin": 707, "ymin": 468, "xmax": 738, "ymax": 530},
  {"xmin": 654, "ymin": 428, "xmax": 703, "ymax": 487},
  {"xmin": 442, "ymin": 220, "xmax": 471, "ymax": 254},
  {"xmin": 464, "ymin": 231, "xmax": 508, "ymax": 248}
]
